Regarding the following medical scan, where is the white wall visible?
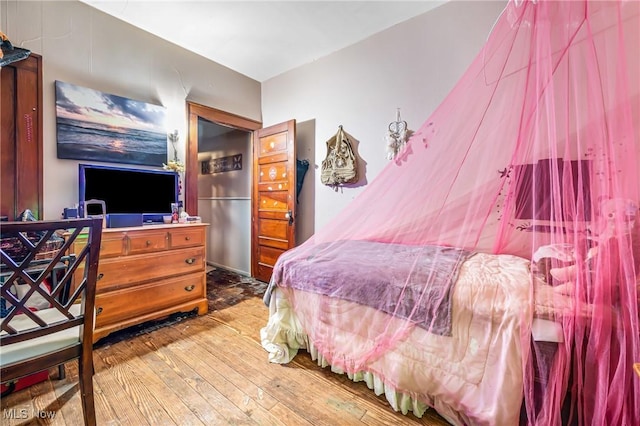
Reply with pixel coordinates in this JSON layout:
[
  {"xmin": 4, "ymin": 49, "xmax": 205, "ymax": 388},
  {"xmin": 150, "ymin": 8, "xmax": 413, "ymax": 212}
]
[
  {"xmin": 1, "ymin": 0, "xmax": 261, "ymax": 220},
  {"xmin": 262, "ymin": 0, "xmax": 506, "ymax": 240}
]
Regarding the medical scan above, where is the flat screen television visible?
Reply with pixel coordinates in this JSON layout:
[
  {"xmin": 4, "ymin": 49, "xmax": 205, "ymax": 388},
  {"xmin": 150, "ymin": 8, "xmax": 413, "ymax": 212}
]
[
  {"xmin": 78, "ymin": 163, "xmax": 179, "ymax": 222},
  {"xmin": 514, "ymin": 158, "xmax": 591, "ymax": 221}
]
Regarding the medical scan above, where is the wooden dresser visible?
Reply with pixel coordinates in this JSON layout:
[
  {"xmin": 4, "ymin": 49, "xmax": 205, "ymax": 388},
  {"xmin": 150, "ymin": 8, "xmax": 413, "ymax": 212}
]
[{"xmin": 71, "ymin": 223, "xmax": 209, "ymax": 342}]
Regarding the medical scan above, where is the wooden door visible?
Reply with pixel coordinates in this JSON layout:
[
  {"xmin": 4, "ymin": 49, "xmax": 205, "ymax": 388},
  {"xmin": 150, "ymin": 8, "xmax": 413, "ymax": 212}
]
[
  {"xmin": 251, "ymin": 120, "xmax": 297, "ymax": 282},
  {"xmin": 0, "ymin": 54, "xmax": 43, "ymax": 220}
]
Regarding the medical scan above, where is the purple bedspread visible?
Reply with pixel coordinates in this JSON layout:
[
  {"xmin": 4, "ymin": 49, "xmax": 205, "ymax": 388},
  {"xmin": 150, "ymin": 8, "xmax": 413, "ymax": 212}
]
[{"xmin": 270, "ymin": 240, "xmax": 473, "ymax": 336}]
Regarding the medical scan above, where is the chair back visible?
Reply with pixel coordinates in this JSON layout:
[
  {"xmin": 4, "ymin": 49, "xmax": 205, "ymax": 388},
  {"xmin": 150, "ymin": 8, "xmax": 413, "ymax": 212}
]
[{"xmin": 1, "ymin": 218, "xmax": 102, "ymax": 381}]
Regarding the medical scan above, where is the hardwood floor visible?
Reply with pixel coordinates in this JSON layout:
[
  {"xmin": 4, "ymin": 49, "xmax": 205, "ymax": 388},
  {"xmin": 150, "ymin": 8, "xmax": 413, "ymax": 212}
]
[{"xmin": 0, "ymin": 293, "xmax": 452, "ymax": 425}]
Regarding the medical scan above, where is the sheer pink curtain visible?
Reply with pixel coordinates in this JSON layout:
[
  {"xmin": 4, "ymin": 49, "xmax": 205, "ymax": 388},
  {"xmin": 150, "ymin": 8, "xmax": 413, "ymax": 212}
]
[{"xmin": 276, "ymin": 1, "xmax": 639, "ymax": 424}]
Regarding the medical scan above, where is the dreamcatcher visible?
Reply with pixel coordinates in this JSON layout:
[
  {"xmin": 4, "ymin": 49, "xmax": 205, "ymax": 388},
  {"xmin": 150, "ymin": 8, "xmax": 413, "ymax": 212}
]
[{"xmin": 385, "ymin": 109, "xmax": 410, "ymax": 160}]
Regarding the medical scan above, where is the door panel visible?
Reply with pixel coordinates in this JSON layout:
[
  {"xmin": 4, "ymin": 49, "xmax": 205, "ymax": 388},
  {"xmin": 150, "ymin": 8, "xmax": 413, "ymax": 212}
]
[
  {"xmin": 257, "ymin": 238, "xmax": 289, "ymax": 251},
  {"xmin": 259, "ymin": 219, "xmax": 288, "ymax": 240},
  {"xmin": 1, "ymin": 67, "xmax": 17, "ymax": 218},
  {"xmin": 258, "ymin": 217, "xmax": 289, "ymax": 250},
  {"xmin": 258, "ymin": 133, "xmax": 288, "ymax": 154},
  {"xmin": 252, "ymin": 120, "xmax": 296, "ymax": 282},
  {"xmin": 258, "ymin": 191, "xmax": 288, "ymax": 210},
  {"xmin": 258, "ymin": 181, "xmax": 290, "ymax": 192},
  {"xmin": 258, "ymin": 245, "xmax": 284, "ymax": 266}
]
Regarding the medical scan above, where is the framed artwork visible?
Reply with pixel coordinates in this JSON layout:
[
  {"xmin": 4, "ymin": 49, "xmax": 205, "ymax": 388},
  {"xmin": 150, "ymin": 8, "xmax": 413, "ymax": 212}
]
[{"xmin": 55, "ymin": 81, "xmax": 167, "ymax": 167}]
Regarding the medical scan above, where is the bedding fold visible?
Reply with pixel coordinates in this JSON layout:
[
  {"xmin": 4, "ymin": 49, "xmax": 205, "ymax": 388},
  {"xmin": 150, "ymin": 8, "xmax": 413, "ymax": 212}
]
[{"xmin": 272, "ymin": 240, "xmax": 474, "ymax": 336}]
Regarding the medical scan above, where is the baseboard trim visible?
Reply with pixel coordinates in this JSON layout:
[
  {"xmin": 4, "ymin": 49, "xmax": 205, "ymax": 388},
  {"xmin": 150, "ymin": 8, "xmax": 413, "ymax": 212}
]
[{"xmin": 206, "ymin": 261, "xmax": 250, "ymax": 277}]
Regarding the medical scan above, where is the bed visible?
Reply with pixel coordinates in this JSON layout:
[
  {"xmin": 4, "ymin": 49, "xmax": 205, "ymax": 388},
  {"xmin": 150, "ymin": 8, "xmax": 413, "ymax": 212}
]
[{"xmin": 260, "ymin": 240, "xmax": 575, "ymax": 426}]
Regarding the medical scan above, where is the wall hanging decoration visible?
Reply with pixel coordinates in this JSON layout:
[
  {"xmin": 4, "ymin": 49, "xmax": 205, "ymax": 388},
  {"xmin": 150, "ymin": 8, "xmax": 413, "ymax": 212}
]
[
  {"xmin": 385, "ymin": 108, "xmax": 411, "ymax": 160},
  {"xmin": 55, "ymin": 80, "xmax": 167, "ymax": 167},
  {"xmin": 320, "ymin": 125, "xmax": 360, "ymax": 190},
  {"xmin": 163, "ymin": 130, "xmax": 185, "ymax": 196},
  {"xmin": 163, "ymin": 130, "xmax": 185, "ymax": 172},
  {"xmin": 201, "ymin": 154, "xmax": 243, "ymax": 174}
]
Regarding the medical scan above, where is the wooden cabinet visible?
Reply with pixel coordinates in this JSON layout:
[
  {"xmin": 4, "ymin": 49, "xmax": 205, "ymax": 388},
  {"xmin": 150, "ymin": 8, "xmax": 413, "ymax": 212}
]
[
  {"xmin": 0, "ymin": 54, "xmax": 43, "ymax": 220},
  {"xmin": 71, "ymin": 223, "xmax": 209, "ymax": 342}
]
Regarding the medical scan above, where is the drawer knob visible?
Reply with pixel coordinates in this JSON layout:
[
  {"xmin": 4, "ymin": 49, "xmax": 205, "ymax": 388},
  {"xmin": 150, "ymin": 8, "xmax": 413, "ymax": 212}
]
[
  {"xmin": 185, "ymin": 236, "xmax": 191, "ymax": 241},
  {"xmin": 184, "ymin": 285, "xmax": 195, "ymax": 292},
  {"xmin": 185, "ymin": 257, "xmax": 196, "ymax": 265},
  {"xmin": 146, "ymin": 240, "xmax": 152, "ymax": 246},
  {"xmin": 97, "ymin": 273, "xmax": 104, "ymax": 280},
  {"xmin": 96, "ymin": 307, "xmax": 103, "ymax": 315}
]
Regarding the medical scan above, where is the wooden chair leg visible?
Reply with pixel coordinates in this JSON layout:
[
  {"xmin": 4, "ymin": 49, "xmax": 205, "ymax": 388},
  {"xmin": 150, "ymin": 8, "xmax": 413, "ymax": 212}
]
[{"xmin": 78, "ymin": 356, "xmax": 97, "ymax": 426}]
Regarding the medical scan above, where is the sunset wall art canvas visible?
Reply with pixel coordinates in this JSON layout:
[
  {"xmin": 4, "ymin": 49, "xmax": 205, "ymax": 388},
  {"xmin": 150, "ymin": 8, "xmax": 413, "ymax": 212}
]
[{"xmin": 55, "ymin": 81, "xmax": 167, "ymax": 167}]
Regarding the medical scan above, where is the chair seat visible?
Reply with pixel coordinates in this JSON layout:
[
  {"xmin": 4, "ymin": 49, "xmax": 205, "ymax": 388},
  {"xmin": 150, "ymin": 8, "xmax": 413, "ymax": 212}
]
[{"xmin": 1, "ymin": 305, "xmax": 81, "ymax": 366}]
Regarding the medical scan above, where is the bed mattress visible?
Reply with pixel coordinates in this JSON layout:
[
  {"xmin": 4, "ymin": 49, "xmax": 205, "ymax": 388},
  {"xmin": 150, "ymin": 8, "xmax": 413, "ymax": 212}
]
[{"xmin": 262, "ymin": 250, "xmax": 538, "ymax": 425}]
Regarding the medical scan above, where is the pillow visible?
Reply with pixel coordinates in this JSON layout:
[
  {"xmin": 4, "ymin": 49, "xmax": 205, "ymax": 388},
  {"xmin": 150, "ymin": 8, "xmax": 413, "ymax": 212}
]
[{"xmin": 0, "ymin": 279, "xmax": 53, "ymax": 317}]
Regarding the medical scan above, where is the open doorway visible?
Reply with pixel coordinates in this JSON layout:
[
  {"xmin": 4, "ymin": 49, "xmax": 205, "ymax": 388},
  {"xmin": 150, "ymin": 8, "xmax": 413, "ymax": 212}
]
[
  {"xmin": 186, "ymin": 102, "xmax": 261, "ymax": 275},
  {"xmin": 198, "ymin": 119, "xmax": 251, "ymax": 274}
]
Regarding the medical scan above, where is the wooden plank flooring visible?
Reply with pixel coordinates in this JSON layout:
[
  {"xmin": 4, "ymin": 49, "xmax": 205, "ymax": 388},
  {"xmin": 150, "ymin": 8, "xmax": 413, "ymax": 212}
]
[{"xmin": 0, "ymin": 294, "xmax": 452, "ymax": 425}]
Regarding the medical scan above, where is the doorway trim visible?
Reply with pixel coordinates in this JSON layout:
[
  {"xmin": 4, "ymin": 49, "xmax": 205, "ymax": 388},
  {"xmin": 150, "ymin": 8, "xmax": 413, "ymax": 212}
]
[{"xmin": 185, "ymin": 101, "xmax": 261, "ymax": 216}]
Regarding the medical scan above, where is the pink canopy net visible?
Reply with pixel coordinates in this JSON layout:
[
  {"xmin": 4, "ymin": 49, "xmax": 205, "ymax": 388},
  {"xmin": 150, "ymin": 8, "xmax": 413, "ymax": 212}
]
[{"xmin": 265, "ymin": 1, "xmax": 639, "ymax": 425}]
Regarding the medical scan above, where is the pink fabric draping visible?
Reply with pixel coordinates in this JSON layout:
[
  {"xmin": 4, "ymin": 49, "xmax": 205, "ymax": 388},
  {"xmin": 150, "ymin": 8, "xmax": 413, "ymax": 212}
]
[{"xmin": 275, "ymin": 1, "xmax": 639, "ymax": 424}]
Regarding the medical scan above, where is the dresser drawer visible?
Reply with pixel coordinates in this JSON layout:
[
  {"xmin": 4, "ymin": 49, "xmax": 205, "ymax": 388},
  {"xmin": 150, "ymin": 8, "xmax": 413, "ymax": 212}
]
[
  {"xmin": 96, "ymin": 247, "xmax": 205, "ymax": 292},
  {"xmin": 100, "ymin": 234, "xmax": 126, "ymax": 257},
  {"xmin": 71, "ymin": 232, "xmax": 125, "ymax": 258},
  {"xmin": 127, "ymin": 230, "xmax": 168, "ymax": 254},
  {"xmin": 169, "ymin": 227, "xmax": 205, "ymax": 249},
  {"xmin": 94, "ymin": 272, "xmax": 205, "ymax": 327}
]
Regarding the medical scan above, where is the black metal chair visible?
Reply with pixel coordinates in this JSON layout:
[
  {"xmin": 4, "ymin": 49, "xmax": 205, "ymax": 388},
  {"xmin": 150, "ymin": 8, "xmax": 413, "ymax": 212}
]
[{"xmin": 1, "ymin": 218, "xmax": 102, "ymax": 426}]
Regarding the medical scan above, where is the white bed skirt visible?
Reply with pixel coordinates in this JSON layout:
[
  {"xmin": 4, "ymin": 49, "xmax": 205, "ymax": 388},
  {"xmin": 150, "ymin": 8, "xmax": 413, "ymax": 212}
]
[{"xmin": 260, "ymin": 287, "xmax": 442, "ymax": 422}]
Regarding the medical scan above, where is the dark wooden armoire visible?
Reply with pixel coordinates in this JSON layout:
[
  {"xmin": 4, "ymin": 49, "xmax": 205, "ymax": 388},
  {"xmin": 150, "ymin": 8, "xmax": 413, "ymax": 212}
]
[{"xmin": 1, "ymin": 53, "xmax": 43, "ymax": 221}]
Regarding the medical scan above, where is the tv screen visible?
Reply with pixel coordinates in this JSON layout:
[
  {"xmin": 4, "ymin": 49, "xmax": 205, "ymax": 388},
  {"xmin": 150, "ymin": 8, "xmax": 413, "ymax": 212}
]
[
  {"xmin": 79, "ymin": 164, "xmax": 178, "ymax": 219},
  {"xmin": 514, "ymin": 158, "xmax": 591, "ymax": 221}
]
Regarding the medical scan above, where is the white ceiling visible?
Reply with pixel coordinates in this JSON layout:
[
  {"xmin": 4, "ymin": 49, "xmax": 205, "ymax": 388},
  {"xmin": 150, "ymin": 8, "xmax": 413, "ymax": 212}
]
[{"xmin": 80, "ymin": 1, "xmax": 447, "ymax": 82}]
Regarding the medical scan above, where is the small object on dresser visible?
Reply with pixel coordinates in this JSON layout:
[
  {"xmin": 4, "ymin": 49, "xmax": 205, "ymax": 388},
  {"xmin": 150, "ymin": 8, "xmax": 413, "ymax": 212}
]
[
  {"xmin": 178, "ymin": 210, "xmax": 189, "ymax": 224},
  {"xmin": 170, "ymin": 203, "xmax": 179, "ymax": 224},
  {"xmin": 63, "ymin": 207, "xmax": 78, "ymax": 219},
  {"xmin": 163, "ymin": 215, "xmax": 172, "ymax": 224}
]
